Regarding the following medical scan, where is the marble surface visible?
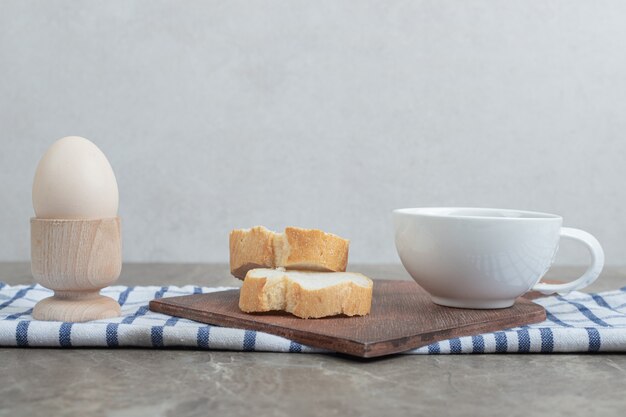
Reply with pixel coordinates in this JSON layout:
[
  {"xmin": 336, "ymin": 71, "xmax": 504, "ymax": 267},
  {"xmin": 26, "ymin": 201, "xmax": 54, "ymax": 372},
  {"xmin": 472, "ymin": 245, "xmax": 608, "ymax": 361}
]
[{"xmin": 1, "ymin": 263, "xmax": 626, "ymax": 417}]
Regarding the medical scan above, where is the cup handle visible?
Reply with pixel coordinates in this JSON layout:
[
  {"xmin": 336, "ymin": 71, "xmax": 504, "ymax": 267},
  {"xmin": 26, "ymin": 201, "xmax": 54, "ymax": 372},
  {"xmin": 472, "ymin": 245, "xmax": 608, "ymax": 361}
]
[{"xmin": 532, "ymin": 227, "xmax": 604, "ymax": 295}]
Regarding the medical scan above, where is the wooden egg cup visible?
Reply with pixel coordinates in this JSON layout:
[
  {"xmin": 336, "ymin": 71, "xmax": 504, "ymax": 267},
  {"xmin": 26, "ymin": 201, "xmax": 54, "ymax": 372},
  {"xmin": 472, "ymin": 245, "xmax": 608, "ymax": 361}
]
[{"xmin": 31, "ymin": 217, "xmax": 122, "ymax": 322}]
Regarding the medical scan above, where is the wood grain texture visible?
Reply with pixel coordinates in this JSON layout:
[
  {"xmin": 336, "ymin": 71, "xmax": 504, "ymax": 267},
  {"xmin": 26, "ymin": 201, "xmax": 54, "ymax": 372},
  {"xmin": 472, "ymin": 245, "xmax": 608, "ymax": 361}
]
[
  {"xmin": 149, "ymin": 280, "xmax": 546, "ymax": 358},
  {"xmin": 31, "ymin": 218, "xmax": 122, "ymax": 322}
]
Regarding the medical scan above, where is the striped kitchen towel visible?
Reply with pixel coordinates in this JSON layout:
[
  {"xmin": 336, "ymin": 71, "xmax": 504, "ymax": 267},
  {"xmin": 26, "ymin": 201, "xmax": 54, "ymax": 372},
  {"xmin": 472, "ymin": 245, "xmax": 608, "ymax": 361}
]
[{"xmin": 1, "ymin": 281, "xmax": 625, "ymax": 353}]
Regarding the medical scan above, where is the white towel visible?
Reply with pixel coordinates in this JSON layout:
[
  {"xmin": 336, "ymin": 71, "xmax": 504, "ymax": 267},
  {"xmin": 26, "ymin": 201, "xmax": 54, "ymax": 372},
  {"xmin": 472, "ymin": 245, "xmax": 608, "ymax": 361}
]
[{"xmin": 1, "ymin": 282, "xmax": 625, "ymax": 353}]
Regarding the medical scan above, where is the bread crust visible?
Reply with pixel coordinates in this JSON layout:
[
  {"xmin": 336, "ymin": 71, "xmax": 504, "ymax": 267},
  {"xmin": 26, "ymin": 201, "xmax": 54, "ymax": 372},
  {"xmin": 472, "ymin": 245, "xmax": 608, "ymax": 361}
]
[
  {"xmin": 239, "ymin": 270, "xmax": 373, "ymax": 319},
  {"xmin": 229, "ymin": 226, "xmax": 349, "ymax": 279},
  {"xmin": 281, "ymin": 227, "xmax": 349, "ymax": 273},
  {"xmin": 238, "ymin": 275, "xmax": 268, "ymax": 311},
  {"xmin": 229, "ymin": 227, "xmax": 275, "ymax": 279}
]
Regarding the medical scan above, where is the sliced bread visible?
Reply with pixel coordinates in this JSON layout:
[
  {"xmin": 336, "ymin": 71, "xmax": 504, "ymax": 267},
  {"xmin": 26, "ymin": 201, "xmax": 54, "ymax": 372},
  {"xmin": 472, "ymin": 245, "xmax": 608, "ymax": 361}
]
[
  {"xmin": 229, "ymin": 226, "xmax": 349, "ymax": 279},
  {"xmin": 239, "ymin": 268, "xmax": 373, "ymax": 318}
]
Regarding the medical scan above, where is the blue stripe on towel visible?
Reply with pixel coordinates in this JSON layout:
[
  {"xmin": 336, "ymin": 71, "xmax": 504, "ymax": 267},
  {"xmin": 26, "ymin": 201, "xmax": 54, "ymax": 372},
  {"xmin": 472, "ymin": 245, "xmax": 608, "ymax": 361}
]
[
  {"xmin": 517, "ymin": 329, "xmax": 530, "ymax": 353},
  {"xmin": 449, "ymin": 338, "xmax": 462, "ymax": 353},
  {"xmin": 243, "ymin": 330, "xmax": 256, "ymax": 351},
  {"xmin": 539, "ymin": 328, "xmax": 553, "ymax": 352},
  {"xmin": 122, "ymin": 286, "xmax": 167, "ymax": 324},
  {"xmin": 428, "ymin": 342, "xmax": 441, "ymax": 354},
  {"xmin": 151, "ymin": 326, "xmax": 164, "ymax": 347},
  {"xmin": 155, "ymin": 287, "xmax": 168, "ymax": 298},
  {"xmin": 121, "ymin": 307, "xmax": 146, "ymax": 324},
  {"xmin": 164, "ymin": 316, "xmax": 179, "ymax": 326},
  {"xmin": 106, "ymin": 323, "xmax": 119, "ymax": 347},
  {"xmin": 558, "ymin": 296, "xmax": 611, "ymax": 328},
  {"xmin": 546, "ymin": 311, "xmax": 574, "ymax": 328},
  {"xmin": 5, "ymin": 308, "xmax": 33, "ymax": 321},
  {"xmin": 590, "ymin": 293, "xmax": 625, "ymax": 315},
  {"xmin": 471, "ymin": 335, "xmax": 485, "ymax": 353},
  {"xmin": 197, "ymin": 326, "xmax": 210, "ymax": 348},
  {"xmin": 117, "ymin": 287, "xmax": 133, "ymax": 306},
  {"xmin": 591, "ymin": 294, "xmax": 612, "ymax": 309},
  {"xmin": 494, "ymin": 332, "xmax": 508, "ymax": 353},
  {"xmin": 16, "ymin": 321, "xmax": 29, "ymax": 347},
  {"xmin": 289, "ymin": 341, "xmax": 302, "ymax": 353},
  {"xmin": 0, "ymin": 285, "xmax": 35, "ymax": 309},
  {"xmin": 586, "ymin": 328, "xmax": 601, "ymax": 352},
  {"xmin": 59, "ymin": 323, "xmax": 73, "ymax": 347}
]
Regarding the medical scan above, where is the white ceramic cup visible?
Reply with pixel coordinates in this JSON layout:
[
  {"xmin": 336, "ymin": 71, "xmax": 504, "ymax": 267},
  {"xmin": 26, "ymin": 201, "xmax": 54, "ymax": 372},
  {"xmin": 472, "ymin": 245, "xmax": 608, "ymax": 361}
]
[{"xmin": 393, "ymin": 207, "xmax": 604, "ymax": 309}]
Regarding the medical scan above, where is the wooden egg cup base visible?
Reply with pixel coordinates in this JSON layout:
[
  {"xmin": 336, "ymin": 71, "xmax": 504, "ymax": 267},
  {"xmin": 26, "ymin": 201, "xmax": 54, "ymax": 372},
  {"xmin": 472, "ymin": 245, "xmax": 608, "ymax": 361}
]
[
  {"xmin": 33, "ymin": 291, "xmax": 121, "ymax": 322},
  {"xmin": 31, "ymin": 217, "xmax": 122, "ymax": 323}
]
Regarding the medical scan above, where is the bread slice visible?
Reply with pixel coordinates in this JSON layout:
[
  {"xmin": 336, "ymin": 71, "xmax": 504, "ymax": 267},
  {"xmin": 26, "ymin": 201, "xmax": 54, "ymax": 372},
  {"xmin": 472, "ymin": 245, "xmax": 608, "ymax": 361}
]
[
  {"xmin": 229, "ymin": 226, "xmax": 276, "ymax": 278},
  {"xmin": 229, "ymin": 226, "xmax": 349, "ymax": 279},
  {"xmin": 239, "ymin": 268, "xmax": 373, "ymax": 319}
]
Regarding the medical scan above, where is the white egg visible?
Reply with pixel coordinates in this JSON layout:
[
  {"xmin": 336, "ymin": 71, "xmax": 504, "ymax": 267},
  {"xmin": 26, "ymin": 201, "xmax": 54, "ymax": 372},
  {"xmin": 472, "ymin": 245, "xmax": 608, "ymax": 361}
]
[{"xmin": 32, "ymin": 136, "xmax": 119, "ymax": 219}]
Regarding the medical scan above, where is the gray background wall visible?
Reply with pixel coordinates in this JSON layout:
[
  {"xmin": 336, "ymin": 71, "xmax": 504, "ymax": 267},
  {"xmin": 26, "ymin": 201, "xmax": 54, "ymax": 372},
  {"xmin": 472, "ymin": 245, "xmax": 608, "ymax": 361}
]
[{"xmin": 1, "ymin": 1, "xmax": 625, "ymax": 265}]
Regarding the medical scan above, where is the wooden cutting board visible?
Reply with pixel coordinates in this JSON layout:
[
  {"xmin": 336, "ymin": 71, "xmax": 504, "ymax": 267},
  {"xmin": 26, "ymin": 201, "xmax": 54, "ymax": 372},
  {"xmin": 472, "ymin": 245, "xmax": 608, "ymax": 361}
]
[{"xmin": 149, "ymin": 280, "xmax": 546, "ymax": 358}]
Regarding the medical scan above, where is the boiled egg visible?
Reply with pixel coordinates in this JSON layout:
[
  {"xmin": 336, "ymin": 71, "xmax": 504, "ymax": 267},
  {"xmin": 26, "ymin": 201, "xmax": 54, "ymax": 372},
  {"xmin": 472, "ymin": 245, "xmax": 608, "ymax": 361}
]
[{"xmin": 32, "ymin": 136, "xmax": 119, "ymax": 219}]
